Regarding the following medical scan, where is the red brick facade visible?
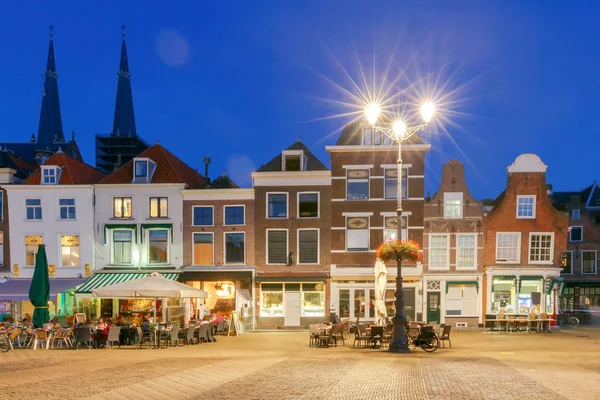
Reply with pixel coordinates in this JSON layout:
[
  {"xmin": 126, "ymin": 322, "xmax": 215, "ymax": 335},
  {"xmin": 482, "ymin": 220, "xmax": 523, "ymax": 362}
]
[
  {"xmin": 482, "ymin": 154, "xmax": 568, "ymax": 318},
  {"xmin": 423, "ymin": 160, "xmax": 484, "ymax": 327}
]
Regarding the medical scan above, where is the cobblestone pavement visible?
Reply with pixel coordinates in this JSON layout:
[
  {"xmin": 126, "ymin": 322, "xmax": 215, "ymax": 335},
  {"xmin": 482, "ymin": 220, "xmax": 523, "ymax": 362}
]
[{"xmin": 1, "ymin": 328, "xmax": 599, "ymax": 399}]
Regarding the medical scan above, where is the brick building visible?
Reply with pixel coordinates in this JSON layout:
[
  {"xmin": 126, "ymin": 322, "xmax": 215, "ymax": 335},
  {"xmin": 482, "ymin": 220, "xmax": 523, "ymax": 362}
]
[
  {"xmin": 483, "ymin": 154, "xmax": 568, "ymax": 320},
  {"xmin": 553, "ymin": 181, "xmax": 600, "ymax": 323},
  {"xmin": 327, "ymin": 122, "xmax": 428, "ymax": 323},
  {"xmin": 423, "ymin": 160, "xmax": 484, "ymax": 328},
  {"xmin": 251, "ymin": 140, "xmax": 331, "ymax": 329},
  {"xmin": 180, "ymin": 174, "xmax": 255, "ymax": 324}
]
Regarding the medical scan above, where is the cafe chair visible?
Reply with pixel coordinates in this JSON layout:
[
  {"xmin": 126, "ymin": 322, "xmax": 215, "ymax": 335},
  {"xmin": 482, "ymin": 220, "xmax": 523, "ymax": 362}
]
[
  {"xmin": 75, "ymin": 327, "xmax": 93, "ymax": 350},
  {"xmin": 136, "ymin": 327, "xmax": 152, "ymax": 349},
  {"xmin": 32, "ymin": 329, "xmax": 50, "ymax": 350},
  {"xmin": 185, "ymin": 327, "xmax": 197, "ymax": 345},
  {"xmin": 438, "ymin": 325, "xmax": 452, "ymax": 348},
  {"xmin": 106, "ymin": 326, "xmax": 121, "ymax": 349},
  {"xmin": 353, "ymin": 324, "xmax": 370, "ymax": 348}
]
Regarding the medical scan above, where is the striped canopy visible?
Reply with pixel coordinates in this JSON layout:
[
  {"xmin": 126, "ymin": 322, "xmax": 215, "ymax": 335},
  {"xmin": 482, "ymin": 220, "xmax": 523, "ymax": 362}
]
[{"xmin": 75, "ymin": 272, "xmax": 180, "ymax": 294}]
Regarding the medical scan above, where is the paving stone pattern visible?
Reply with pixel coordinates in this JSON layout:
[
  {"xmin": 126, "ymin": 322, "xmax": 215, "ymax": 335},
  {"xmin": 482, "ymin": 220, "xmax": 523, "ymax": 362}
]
[{"xmin": 421, "ymin": 357, "xmax": 565, "ymax": 400}]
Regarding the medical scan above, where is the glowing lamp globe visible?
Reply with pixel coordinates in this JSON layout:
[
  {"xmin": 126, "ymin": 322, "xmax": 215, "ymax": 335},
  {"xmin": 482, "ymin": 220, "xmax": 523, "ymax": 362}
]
[
  {"xmin": 420, "ymin": 102, "xmax": 436, "ymax": 123},
  {"xmin": 393, "ymin": 120, "xmax": 407, "ymax": 138},
  {"xmin": 365, "ymin": 103, "xmax": 380, "ymax": 126}
]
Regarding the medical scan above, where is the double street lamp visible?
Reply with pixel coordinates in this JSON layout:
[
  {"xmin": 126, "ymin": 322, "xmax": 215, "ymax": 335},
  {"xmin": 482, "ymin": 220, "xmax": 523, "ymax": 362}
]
[{"xmin": 364, "ymin": 101, "xmax": 435, "ymax": 353}]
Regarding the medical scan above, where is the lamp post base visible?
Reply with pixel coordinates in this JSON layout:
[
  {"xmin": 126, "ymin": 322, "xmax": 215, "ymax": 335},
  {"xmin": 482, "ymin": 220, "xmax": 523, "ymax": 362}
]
[{"xmin": 388, "ymin": 317, "xmax": 410, "ymax": 353}]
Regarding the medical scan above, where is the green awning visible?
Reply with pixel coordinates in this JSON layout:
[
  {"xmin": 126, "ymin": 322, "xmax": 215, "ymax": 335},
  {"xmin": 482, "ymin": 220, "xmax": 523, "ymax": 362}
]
[
  {"xmin": 75, "ymin": 272, "xmax": 180, "ymax": 294},
  {"xmin": 518, "ymin": 276, "xmax": 544, "ymax": 292},
  {"xmin": 446, "ymin": 281, "xmax": 479, "ymax": 293},
  {"xmin": 104, "ymin": 224, "xmax": 138, "ymax": 245},
  {"xmin": 548, "ymin": 278, "xmax": 564, "ymax": 293},
  {"xmin": 140, "ymin": 223, "xmax": 174, "ymax": 243},
  {"xmin": 492, "ymin": 275, "xmax": 516, "ymax": 292}
]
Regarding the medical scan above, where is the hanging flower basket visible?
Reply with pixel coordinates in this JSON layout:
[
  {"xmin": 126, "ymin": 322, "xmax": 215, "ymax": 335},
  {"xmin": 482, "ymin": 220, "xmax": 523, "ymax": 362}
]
[{"xmin": 376, "ymin": 240, "xmax": 422, "ymax": 262}]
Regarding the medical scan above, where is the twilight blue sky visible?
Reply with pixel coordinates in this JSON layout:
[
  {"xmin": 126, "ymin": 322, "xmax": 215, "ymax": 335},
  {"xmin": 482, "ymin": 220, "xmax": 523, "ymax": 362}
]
[{"xmin": 0, "ymin": 1, "xmax": 598, "ymax": 198}]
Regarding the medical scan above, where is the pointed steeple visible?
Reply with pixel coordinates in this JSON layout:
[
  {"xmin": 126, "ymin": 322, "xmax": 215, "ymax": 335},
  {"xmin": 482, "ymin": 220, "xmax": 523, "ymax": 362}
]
[
  {"xmin": 37, "ymin": 26, "xmax": 64, "ymax": 146},
  {"xmin": 111, "ymin": 25, "xmax": 137, "ymax": 137}
]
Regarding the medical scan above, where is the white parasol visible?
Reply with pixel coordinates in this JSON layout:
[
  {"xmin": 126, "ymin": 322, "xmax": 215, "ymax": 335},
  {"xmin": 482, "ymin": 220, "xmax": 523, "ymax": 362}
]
[
  {"xmin": 373, "ymin": 258, "xmax": 388, "ymax": 326},
  {"xmin": 92, "ymin": 272, "xmax": 207, "ymax": 322}
]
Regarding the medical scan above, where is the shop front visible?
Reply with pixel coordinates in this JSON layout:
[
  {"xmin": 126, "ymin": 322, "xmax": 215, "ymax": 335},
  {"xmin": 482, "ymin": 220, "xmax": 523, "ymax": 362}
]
[
  {"xmin": 256, "ymin": 275, "xmax": 328, "ymax": 329},
  {"xmin": 422, "ymin": 275, "xmax": 483, "ymax": 328},
  {"xmin": 559, "ymin": 282, "xmax": 600, "ymax": 324},
  {"xmin": 331, "ymin": 279, "xmax": 419, "ymax": 323},
  {"xmin": 0, "ymin": 278, "xmax": 86, "ymax": 320},
  {"xmin": 74, "ymin": 272, "xmax": 180, "ymax": 323},
  {"xmin": 179, "ymin": 267, "xmax": 255, "ymax": 327},
  {"xmin": 485, "ymin": 268, "xmax": 562, "ymax": 320}
]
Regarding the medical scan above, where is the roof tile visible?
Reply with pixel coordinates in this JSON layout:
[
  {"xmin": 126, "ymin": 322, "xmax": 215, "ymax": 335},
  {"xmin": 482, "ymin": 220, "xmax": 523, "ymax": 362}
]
[
  {"xmin": 22, "ymin": 152, "xmax": 105, "ymax": 185},
  {"xmin": 98, "ymin": 144, "xmax": 209, "ymax": 188}
]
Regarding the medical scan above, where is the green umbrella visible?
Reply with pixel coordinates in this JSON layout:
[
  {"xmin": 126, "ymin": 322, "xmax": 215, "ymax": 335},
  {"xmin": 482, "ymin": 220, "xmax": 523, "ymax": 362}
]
[{"xmin": 29, "ymin": 244, "xmax": 50, "ymax": 328}]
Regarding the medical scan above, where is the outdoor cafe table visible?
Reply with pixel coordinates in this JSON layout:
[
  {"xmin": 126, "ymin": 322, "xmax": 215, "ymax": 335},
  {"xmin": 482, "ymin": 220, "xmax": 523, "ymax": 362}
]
[
  {"xmin": 152, "ymin": 327, "xmax": 172, "ymax": 349},
  {"xmin": 487, "ymin": 318, "xmax": 554, "ymax": 333}
]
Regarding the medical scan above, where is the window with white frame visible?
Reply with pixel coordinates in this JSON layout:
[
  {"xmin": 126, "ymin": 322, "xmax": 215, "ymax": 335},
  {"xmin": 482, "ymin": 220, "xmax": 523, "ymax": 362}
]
[
  {"xmin": 267, "ymin": 193, "xmax": 287, "ymax": 218},
  {"xmin": 383, "ymin": 216, "xmax": 407, "ymax": 241},
  {"xmin": 444, "ymin": 192, "xmax": 463, "ymax": 219},
  {"xmin": 445, "ymin": 284, "xmax": 478, "ymax": 316},
  {"xmin": 41, "ymin": 166, "xmax": 60, "ymax": 184},
  {"xmin": 224, "ymin": 206, "xmax": 245, "ymax": 225},
  {"xmin": 384, "ymin": 169, "xmax": 407, "ymax": 200},
  {"xmin": 0, "ymin": 192, "xmax": 3, "ymax": 221},
  {"xmin": 113, "ymin": 197, "xmax": 132, "ymax": 219},
  {"xmin": 582, "ymin": 251, "xmax": 597, "ymax": 274},
  {"xmin": 496, "ymin": 232, "xmax": 520, "ymax": 263},
  {"xmin": 362, "ymin": 127, "xmax": 372, "ymax": 145},
  {"xmin": 260, "ymin": 284, "xmax": 283, "ymax": 317},
  {"xmin": 193, "ymin": 233, "xmax": 213, "ymax": 265},
  {"xmin": 529, "ymin": 233, "xmax": 553, "ymax": 263},
  {"xmin": 267, "ymin": 230, "xmax": 287, "ymax": 264},
  {"xmin": 429, "ymin": 234, "xmax": 449, "ymax": 269},
  {"xmin": 282, "ymin": 151, "xmax": 303, "ymax": 171},
  {"xmin": 346, "ymin": 216, "xmax": 369, "ymax": 251},
  {"xmin": 112, "ymin": 230, "xmax": 132, "ymax": 264},
  {"xmin": 25, "ymin": 235, "xmax": 43, "ymax": 266},
  {"xmin": 148, "ymin": 229, "xmax": 168, "ymax": 264},
  {"xmin": 298, "ymin": 229, "xmax": 318, "ymax": 264},
  {"xmin": 135, "ymin": 160, "xmax": 148, "ymax": 178},
  {"xmin": 572, "ymin": 209, "xmax": 580, "ymax": 220},
  {"xmin": 59, "ymin": 199, "xmax": 76, "ymax": 220},
  {"xmin": 298, "ymin": 193, "xmax": 319, "ymax": 218},
  {"xmin": 562, "ymin": 251, "xmax": 573, "ymax": 274},
  {"xmin": 569, "ymin": 226, "xmax": 583, "ymax": 242},
  {"xmin": 149, "ymin": 197, "xmax": 168, "ymax": 218},
  {"xmin": 60, "ymin": 235, "xmax": 80, "ymax": 267},
  {"xmin": 133, "ymin": 158, "xmax": 156, "ymax": 183},
  {"xmin": 225, "ymin": 232, "xmax": 245, "ymax": 264},
  {"xmin": 347, "ymin": 170, "xmax": 369, "ymax": 200},
  {"xmin": 26, "ymin": 199, "xmax": 42, "ymax": 220},
  {"xmin": 0, "ymin": 231, "xmax": 3, "ymax": 265},
  {"xmin": 457, "ymin": 234, "xmax": 477, "ymax": 269},
  {"xmin": 192, "ymin": 206, "xmax": 213, "ymax": 226},
  {"xmin": 516, "ymin": 195, "xmax": 536, "ymax": 218}
]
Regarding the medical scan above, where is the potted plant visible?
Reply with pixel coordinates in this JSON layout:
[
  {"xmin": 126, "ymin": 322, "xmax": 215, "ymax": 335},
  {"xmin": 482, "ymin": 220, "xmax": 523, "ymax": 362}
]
[{"xmin": 375, "ymin": 239, "xmax": 422, "ymax": 262}]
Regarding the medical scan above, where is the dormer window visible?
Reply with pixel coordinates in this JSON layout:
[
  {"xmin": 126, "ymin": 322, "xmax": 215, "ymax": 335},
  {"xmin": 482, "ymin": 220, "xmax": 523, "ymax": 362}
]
[
  {"xmin": 282, "ymin": 150, "xmax": 304, "ymax": 172},
  {"xmin": 135, "ymin": 160, "xmax": 148, "ymax": 178},
  {"xmin": 41, "ymin": 166, "xmax": 60, "ymax": 184},
  {"xmin": 132, "ymin": 158, "xmax": 156, "ymax": 183}
]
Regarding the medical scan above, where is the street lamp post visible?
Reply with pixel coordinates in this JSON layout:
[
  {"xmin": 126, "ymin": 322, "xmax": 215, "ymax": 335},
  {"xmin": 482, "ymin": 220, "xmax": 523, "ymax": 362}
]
[{"xmin": 365, "ymin": 101, "xmax": 435, "ymax": 353}]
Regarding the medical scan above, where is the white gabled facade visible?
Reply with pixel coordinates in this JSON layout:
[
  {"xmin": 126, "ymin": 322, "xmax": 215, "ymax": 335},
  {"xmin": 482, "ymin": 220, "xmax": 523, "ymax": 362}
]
[
  {"xmin": 6, "ymin": 184, "xmax": 95, "ymax": 279},
  {"xmin": 93, "ymin": 183, "xmax": 185, "ymax": 271}
]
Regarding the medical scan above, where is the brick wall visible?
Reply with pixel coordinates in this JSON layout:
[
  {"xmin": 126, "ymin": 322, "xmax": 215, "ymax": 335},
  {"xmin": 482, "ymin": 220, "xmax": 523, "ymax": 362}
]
[
  {"xmin": 330, "ymin": 149, "xmax": 426, "ymax": 268},
  {"xmin": 254, "ymin": 185, "xmax": 331, "ymax": 274},
  {"xmin": 424, "ymin": 160, "xmax": 484, "ymax": 273},
  {"xmin": 182, "ymin": 199, "xmax": 255, "ymax": 266},
  {"xmin": 483, "ymin": 171, "xmax": 568, "ymax": 267}
]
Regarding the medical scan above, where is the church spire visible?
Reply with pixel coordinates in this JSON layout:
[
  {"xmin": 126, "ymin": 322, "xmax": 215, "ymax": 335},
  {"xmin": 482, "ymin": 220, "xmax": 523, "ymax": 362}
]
[
  {"xmin": 37, "ymin": 26, "xmax": 64, "ymax": 146},
  {"xmin": 111, "ymin": 25, "xmax": 137, "ymax": 137}
]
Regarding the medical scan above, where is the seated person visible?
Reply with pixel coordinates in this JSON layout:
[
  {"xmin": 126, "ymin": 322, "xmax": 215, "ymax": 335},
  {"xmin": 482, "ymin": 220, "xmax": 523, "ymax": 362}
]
[
  {"xmin": 200, "ymin": 316, "xmax": 211, "ymax": 325},
  {"xmin": 141, "ymin": 317, "xmax": 151, "ymax": 332}
]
